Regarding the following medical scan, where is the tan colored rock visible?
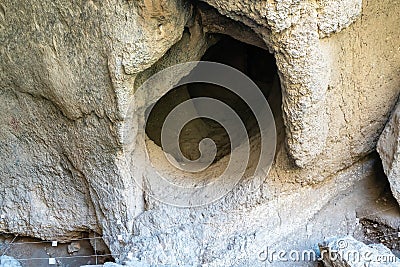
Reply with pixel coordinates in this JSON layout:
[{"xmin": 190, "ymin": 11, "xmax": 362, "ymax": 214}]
[
  {"xmin": 0, "ymin": 0, "xmax": 400, "ymax": 265},
  {"xmin": 377, "ymin": 100, "xmax": 400, "ymax": 205},
  {"xmin": 67, "ymin": 241, "xmax": 81, "ymax": 254},
  {"xmin": 200, "ymin": 0, "xmax": 362, "ymax": 167},
  {"xmin": 0, "ymin": 0, "xmax": 195, "ymax": 252}
]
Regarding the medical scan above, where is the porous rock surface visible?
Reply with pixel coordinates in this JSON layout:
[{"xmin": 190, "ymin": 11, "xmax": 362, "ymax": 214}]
[
  {"xmin": 378, "ymin": 100, "xmax": 400, "ymax": 206},
  {"xmin": 202, "ymin": 0, "xmax": 362, "ymax": 167},
  {"xmin": 0, "ymin": 0, "xmax": 399, "ymax": 265},
  {"xmin": 0, "ymin": 0, "xmax": 193, "ymax": 250}
]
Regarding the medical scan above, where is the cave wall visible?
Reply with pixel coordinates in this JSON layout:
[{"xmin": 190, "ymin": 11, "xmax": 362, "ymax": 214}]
[
  {"xmin": 0, "ymin": 0, "xmax": 399, "ymax": 265},
  {"xmin": 0, "ymin": 0, "xmax": 193, "ymax": 249}
]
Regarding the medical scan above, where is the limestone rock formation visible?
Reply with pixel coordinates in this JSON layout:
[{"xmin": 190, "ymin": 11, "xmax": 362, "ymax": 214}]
[
  {"xmin": 378, "ymin": 100, "xmax": 400, "ymax": 206},
  {"xmin": 201, "ymin": 0, "xmax": 363, "ymax": 167},
  {"xmin": 0, "ymin": 0, "xmax": 399, "ymax": 265},
  {"xmin": 0, "ymin": 0, "xmax": 195, "ymax": 252}
]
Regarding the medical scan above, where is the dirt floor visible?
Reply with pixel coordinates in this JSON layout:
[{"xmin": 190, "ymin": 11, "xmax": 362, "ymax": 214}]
[{"xmin": 0, "ymin": 232, "xmax": 114, "ymax": 267}]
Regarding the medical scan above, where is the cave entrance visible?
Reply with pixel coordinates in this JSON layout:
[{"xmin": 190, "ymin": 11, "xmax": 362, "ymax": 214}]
[{"xmin": 145, "ymin": 35, "xmax": 279, "ymax": 170}]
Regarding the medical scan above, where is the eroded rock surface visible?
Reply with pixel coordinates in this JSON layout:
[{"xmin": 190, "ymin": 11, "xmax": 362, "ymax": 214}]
[
  {"xmin": 200, "ymin": 0, "xmax": 363, "ymax": 167},
  {"xmin": 0, "ymin": 0, "xmax": 400, "ymax": 265},
  {"xmin": 0, "ymin": 0, "xmax": 193, "ymax": 252},
  {"xmin": 378, "ymin": 100, "xmax": 400, "ymax": 206}
]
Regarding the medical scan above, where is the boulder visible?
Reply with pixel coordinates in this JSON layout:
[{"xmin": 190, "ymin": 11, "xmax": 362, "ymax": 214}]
[{"xmin": 378, "ymin": 100, "xmax": 400, "ymax": 206}]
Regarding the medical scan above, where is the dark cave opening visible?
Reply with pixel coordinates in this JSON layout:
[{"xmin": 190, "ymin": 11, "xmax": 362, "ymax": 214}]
[{"xmin": 145, "ymin": 35, "xmax": 280, "ymax": 165}]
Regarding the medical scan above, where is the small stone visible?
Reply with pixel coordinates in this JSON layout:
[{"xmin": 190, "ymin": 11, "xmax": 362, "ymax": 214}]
[{"xmin": 67, "ymin": 242, "xmax": 80, "ymax": 254}]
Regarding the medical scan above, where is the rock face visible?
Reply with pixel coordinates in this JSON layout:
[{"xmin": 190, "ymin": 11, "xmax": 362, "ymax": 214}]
[
  {"xmin": 378, "ymin": 101, "xmax": 400, "ymax": 205},
  {"xmin": 0, "ymin": 0, "xmax": 399, "ymax": 265},
  {"xmin": 201, "ymin": 0, "xmax": 362, "ymax": 167},
  {"xmin": 0, "ymin": 0, "xmax": 194, "ymax": 250},
  {"xmin": 320, "ymin": 236, "xmax": 400, "ymax": 267}
]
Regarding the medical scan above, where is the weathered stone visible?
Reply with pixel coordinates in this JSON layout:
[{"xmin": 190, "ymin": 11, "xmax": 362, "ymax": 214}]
[
  {"xmin": 378, "ymin": 100, "xmax": 400, "ymax": 206},
  {"xmin": 67, "ymin": 241, "xmax": 81, "ymax": 254},
  {"xmin": 116, "ymin": 156, "xmax": 380, "ymax": 265},
  {"xmin": 0, "ymin": 0, "xmax": 399, "ymax": 265},
  {"xmin": 0, "ymin": 0, "xmax": 194, "ymax": 252},
  {"xmin": 199, "ymin": 0, "xmax": 363, "ymax": 167},
  {"xmin": 0, "ymin": 256, "xmax": 21, "ymax": 267}
]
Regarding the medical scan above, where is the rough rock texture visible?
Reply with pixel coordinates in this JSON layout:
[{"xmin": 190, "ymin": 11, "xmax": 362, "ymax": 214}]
[
  {"xmin": 0, "ymin": 0, "xmax": 193, "ymax": 250},
  {"xmin": 0, "ymin": 0, "xmax": 399, "ymax": 265},
  {"xmin": 378, "ymin": 101, "xmax": 400, "ymax": 206},
  {"xmin": 201, "ymin": 0, "xmax": 362, "ymax": 167},
  {"xmin": 117, "ymin": 156, "xmax": 379, "ymax": 265},
  {"xmin": 320, "ymin": 236, "xmax": 400, "ymax": 267},
  {"xmin": 201, "ymin": 0, "xmax": 400, "ymax": 170},
  {"xmin": 0, "ymin": 256, "xmax": 21, "ymax": 267}
]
